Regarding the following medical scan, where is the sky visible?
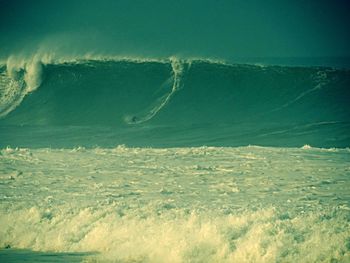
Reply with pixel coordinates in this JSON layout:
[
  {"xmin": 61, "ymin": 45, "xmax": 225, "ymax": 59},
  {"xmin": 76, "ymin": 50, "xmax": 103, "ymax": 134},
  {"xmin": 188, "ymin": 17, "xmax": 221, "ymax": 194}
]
[{"xmin": 0, "ymin": 0, "xmax": 349, "ymax": 61}]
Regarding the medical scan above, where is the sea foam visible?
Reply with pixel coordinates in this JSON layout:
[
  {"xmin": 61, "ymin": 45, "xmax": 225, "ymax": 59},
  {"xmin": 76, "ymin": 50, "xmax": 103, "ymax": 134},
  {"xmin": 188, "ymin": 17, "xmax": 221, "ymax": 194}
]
[{"xmin": 0, "ymin": 146, "xmax": 349, "ymax": 262}]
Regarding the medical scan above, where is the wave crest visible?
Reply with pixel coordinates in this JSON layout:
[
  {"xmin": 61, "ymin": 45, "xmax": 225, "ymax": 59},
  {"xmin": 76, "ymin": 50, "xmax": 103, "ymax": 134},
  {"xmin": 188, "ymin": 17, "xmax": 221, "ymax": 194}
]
[{"xmin": 0, "ymin": 56, "xmax": 46, "ymax": 118}]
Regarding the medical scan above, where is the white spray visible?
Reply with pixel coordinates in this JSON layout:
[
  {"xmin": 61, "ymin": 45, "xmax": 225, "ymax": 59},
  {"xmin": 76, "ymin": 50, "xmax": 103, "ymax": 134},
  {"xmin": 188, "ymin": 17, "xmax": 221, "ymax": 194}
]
[{"xmin": 0, "ymin": 56, "xmax": 44, "ymax": 118}]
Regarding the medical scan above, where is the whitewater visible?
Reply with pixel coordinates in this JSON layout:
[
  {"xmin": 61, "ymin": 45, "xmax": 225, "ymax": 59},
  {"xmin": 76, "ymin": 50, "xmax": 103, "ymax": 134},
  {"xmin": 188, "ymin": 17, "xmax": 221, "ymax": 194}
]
[
  {"xmin": 0, "ymin": 56, "xmax": 350, "ymax": 262},
  {"xmin": 0, "ymin": 146, "xmax": 350, "ymax": 262}
]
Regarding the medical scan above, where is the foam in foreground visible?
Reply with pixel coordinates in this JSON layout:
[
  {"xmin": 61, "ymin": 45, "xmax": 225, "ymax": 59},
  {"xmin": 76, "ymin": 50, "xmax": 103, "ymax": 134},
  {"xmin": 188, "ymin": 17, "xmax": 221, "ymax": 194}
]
[{"xmin": 0, "ymin": 146, "xmax": 349, "ymax": 262}]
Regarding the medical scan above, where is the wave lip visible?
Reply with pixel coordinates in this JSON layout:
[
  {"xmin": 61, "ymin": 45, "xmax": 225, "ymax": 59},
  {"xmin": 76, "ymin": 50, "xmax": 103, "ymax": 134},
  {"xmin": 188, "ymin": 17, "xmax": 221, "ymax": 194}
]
[{"xmin": 0, "ymin": 56, "xmax": 44, "ymax": 118}]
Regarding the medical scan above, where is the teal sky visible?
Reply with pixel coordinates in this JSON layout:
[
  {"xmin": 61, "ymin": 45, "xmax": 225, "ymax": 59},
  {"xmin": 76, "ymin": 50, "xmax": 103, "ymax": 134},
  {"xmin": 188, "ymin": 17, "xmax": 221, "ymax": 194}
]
[{"xmin": 0, "ymin": 0, "xmax": 349, "ymax": 60}]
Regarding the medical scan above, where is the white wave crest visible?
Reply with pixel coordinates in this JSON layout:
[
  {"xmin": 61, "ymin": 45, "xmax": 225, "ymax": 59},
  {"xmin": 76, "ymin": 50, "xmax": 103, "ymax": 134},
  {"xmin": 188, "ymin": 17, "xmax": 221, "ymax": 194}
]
[
  {"xmin": 6, "ymin": 55, "xmax": 46, "ymax": 92},
  {"xmin": 0, "ymin": 55, "xmax": 47, "ymax": 118},
  {"xmin": 0, "ymin": 72, "xmax": 26, "ymax": 118},
  {"xmin": 23, "ymin": 60, "xmax": 43, "ymax": 93}
]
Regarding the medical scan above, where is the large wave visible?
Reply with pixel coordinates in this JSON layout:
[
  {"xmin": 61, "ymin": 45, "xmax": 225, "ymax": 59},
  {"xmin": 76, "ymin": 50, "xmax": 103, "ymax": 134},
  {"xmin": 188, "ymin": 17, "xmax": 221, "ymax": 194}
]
[{"xmin": 0, "ymin": 57, "xmax": 349, "ymax": 148}]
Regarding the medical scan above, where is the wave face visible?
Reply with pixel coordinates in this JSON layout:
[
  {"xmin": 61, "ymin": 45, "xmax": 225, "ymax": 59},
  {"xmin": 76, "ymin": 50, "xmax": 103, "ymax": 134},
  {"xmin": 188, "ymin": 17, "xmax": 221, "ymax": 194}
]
[{"xmin": 0, "ymin": 59, "xmax": 350, "ymax": 148}]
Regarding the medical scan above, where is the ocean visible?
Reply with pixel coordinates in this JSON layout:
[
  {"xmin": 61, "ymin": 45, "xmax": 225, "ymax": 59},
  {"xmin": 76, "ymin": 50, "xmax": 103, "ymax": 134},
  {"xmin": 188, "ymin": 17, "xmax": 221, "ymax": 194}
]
[{"xmin": 0, "ymin": 57, "xmax": 350, "ymax": 262}]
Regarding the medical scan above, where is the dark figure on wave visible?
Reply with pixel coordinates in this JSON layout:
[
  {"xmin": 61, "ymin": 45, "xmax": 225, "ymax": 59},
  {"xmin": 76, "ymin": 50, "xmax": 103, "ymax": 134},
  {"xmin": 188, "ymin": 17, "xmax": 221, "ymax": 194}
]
[{"xmin": 131, "ymin": 116, "xmax": 138, "ymax": 123}]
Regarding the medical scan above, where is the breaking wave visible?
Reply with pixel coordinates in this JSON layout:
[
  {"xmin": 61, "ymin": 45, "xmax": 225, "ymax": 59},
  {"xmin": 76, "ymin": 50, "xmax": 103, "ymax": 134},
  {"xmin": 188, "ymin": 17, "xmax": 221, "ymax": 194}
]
[{"xmin": 0, "ymin": 56, "xmax": 349, "ymax": 147}]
